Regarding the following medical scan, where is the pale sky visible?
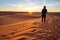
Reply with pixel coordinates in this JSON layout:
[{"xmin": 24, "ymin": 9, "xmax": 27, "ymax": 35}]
[{"xmin": 0, "ymin": 0, "xmax": 60, "ymax": 12}]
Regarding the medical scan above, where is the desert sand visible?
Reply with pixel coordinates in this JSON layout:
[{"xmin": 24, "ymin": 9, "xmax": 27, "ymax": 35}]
[{"xmin": 0, "ymin": 12, "xmax": 60, "ymax": 40}]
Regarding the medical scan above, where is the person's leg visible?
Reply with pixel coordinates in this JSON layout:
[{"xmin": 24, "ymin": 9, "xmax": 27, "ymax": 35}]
[
  {"xmin": 44, "ymin": 15, "xmax": 46, "ymax": 22},
  {"xmin": 42, "ymin": 15, "xmax": 43, "ymax": 22}
]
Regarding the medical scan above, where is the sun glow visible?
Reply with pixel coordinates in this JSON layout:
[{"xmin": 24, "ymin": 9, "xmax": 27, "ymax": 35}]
[
  {"xmin": 25, "ymin": 8, "xmax": 33, "ymax": 15},
  {"xmin": 29, "ymin": 10, "xmax": 33, "ymax": 15}
]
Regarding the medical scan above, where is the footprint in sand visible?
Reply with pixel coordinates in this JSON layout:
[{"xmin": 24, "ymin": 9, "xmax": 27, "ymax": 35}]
[
  {"xmin": 10, "ymin": 32, "xmax": 16, "ymax": 35},
  {"xmin": 18, "ymin": 38, "xmax": 27, "ymax": 40}
]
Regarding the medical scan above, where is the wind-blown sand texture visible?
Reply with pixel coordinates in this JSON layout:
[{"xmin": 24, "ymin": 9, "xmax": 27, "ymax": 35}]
[{"xmin": 0, "ymin": 12, "xmax": 60, "ymax": 40}]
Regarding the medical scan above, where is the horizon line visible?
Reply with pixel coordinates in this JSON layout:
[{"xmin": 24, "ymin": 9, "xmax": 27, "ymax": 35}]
[{"xmin": 0, "ymin": 11, "xmax": 60, "ymax": 12}]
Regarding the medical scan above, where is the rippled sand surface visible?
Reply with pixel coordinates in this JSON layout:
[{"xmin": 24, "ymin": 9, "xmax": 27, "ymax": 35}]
[{"xmin": 0, "ymin": 13, "xmax": 60, "ymax": 40}]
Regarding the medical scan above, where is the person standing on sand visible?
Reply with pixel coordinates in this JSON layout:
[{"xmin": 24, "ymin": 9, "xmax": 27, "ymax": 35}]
[{"xmin": 42, "ymin": 6, "xmax": 47, "ymax": 23}]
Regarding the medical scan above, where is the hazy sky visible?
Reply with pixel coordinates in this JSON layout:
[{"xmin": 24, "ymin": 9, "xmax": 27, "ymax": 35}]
[{"xmin": 0, "ymin": 0, "xmax": 60, "ymax": 12}]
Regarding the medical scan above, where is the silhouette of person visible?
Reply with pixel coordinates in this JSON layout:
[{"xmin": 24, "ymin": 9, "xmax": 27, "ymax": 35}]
[{"xmin": 42, "ymin": 6, "xmax": 47, "ymax": 23}]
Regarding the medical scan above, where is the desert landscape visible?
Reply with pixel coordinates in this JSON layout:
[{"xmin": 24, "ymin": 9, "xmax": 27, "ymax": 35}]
[{"xmin": 0, "ymin": 12, "xmax": 60, "ymax": 40}]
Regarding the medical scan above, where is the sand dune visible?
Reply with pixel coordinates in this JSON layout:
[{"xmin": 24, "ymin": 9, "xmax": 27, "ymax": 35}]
[
  {"xmin": 0, "ymin": 14, "xmax": 40, "ymax": 26},
  {"xmin": 0, "ymin": 13, "xmax": 60, "ymax": 40}
]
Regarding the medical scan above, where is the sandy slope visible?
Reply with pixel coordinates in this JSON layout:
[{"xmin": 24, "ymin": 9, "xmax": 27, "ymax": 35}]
[
  {"xmin": 0, "ymin": 14, "xmax": 38, "ymax": 26},
  {"xmin": 0, "ymin": 15, "xmax": 60, "ymax": 40}
]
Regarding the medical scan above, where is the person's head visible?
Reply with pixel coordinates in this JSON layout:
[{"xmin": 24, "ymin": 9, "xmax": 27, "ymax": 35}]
[{"xmin": 43, "ymin": 6, "xmax": 46, "ymax": 9}]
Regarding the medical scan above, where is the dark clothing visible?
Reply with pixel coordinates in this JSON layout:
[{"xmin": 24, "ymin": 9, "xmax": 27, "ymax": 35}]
[
  {"xmin": 42, "ymin": 9, "xmax": 47, "ymax": 22},
  {"xmin": 42, "ymin": 9, "xmax": 47, "ymax": 15},
  {"xmin": 42, "ymin": 15, "xmax": 46, "ymax": 22}
]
